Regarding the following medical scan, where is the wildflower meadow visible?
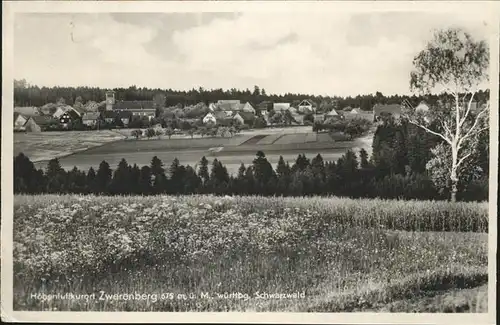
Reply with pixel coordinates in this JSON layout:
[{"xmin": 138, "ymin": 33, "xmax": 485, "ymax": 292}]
[{"xmin": 13, "ymin": 194, "xmax": 488, "ymax": 312}]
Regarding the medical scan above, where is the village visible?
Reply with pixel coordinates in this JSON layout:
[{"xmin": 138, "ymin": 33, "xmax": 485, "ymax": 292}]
[{"xmin": 12, "ymin": 89, "xmax": 449, "ymax": 135}]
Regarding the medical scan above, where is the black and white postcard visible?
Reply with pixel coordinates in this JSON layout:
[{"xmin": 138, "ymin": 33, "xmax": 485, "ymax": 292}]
[{"xmin": 1, "ymin": 1, "xmax": 498, "ymax": 323}]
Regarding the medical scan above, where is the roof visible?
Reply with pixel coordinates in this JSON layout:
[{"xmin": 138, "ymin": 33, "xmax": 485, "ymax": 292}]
[
  {"xmin": 14, "ymin": 112, "xmax": 28, "ymax": 121},
  {"xmin": 217, "ymin": 100, "xmax": 240, "ymax": 105},
  {"xmin": 326, "ymin": 109, "xmax": 339, "ymax": 116},
  {"xmin": 214, "ymin": 111, "xmax": 229, "ymax": 120},
  {"xmin": 60, "ymin": 109, "xmax": 81, "ymax": 120},
  {"xmin": 217, "ymin": 102, "xmax": 244, "ymax": 111},
  {"xmin": 30, "ymin": 115, "xmax": 57, "ymax": 126},
  {"xmin": 273, "ymin": 103, "xmax": 291, "ymax": 111},
  {"xmin": 82, "ymin": 112, "xmax": 101, "ymax": 120},
  {"xmin": 258, "ymin": 101, "xmax": 273, "ymax": 110},
  {"xmin": 299, "ymin": 99, "xmax": 318, "ymax": 107},
  {"xmin": 114, "ymin": 100, "xmax": 155, "ymax": 110},
  {"xmin": 235, "ymin": 111, "xmax": 255, "ymax": 122},
  {"xmin": 102, "ymin": 111, "xmax": 118, "ymax": 118},
  {"xmin": 373, "ymin": 104, "xmax": 403, "ymax": 115},
  {"xmin": 14, "ymin": 106, "xmax": 40, "ymax": 117},
  {"xmin": 415, "ymin": 102, "xmax": 430, "ymax": 112},
  {"xmin": 117, "ymin": 111, "xmax": 133, "ymax": 119}
]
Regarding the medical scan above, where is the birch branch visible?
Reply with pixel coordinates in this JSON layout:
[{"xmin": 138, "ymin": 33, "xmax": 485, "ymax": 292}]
[{"xmin": 409, "ymin": 120, "xmax": 452, "ymax": 144}]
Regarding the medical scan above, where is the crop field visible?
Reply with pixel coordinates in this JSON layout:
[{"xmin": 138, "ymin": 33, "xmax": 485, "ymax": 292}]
[
  {"xmin": 14, "ymin": 131, "xmax": 126, "ymax": 162},
  {"xmin": 29, "ymin": 129, "xmax": 371, "ymax": 175},
  {"xmin": 13, "ymin": 195, "xmax": 488, "ymax": 312}
]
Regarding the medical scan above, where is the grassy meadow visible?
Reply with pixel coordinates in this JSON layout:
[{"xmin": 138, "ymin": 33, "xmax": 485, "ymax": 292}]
[{"xmin": 13, "ymin": 195, "xmax": 488, "ymax": 312}]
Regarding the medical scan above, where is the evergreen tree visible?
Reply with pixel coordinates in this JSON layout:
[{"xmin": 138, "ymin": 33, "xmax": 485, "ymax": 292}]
[
  {"xmin": 46, "ymin": 158, "xmax": 66, "ymax": 193},
  {"xmin": 198, "ymin": 156, "xmax": 210, "ymax": 187},
  {"xmin": 252, "ymin": 151, "xmax": 276, "ymax": 194},
  {"xmin": 359, "ymin": 148, "xmax": 370, "ymax": 169},
  {"xmin": 150, "ymin": 156, "xmax": 167, "ymax": 193},
  {"xmin": 235, "ymin": 163, "xmax": 248, "ymax": 195},
  {"xmin": 183, "ymin": 165, "xmax": 201, "ymax": 194},
  {"xmin": 95, "ymin": 160, "xmax": 112, "ymax": 194},
  {"xmin": 14, "ymin": 153, "xmax": 38, "ymax": 193},
  {"xmin": 130, "ymin": 164, "xmax": 141, "ymax": 194},
  {"xmin": 139, "ymin": 165, "xmax": 153, "ymax": 195},
  {"xmin": 169, "ymin": 158, "xmax": 186, "ymax": 194},
  {"xmin": 86, "ymin": 167, "xmax": 97, "ymax": 193},
  {"xmin": 244, "ymin": 166, "xmax": 255, "ymax": 195},
  {"xmin": 110, "ymin": 159, "xmax": 131, "ymax": 194}
]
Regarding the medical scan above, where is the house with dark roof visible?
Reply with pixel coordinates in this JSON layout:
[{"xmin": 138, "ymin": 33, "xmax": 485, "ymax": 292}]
[
  {"xmin": 14, "ymin": 112, "xmax": 28, "ymax": 131},
  {"xmin": 233, "ymin": 111, "xmax": 256, "ymax": 126},
  {"xmin": 258, "ymin": 101, "xmax": 273, "ymax": 112},
  {"xmin": 114, "ymin": 100, "xmax": 156, "ymax": 120},
  {"xmin": 25, "ymin": 116, "xmax": 58, "ymax": 132},
  {"xmin": 117, "ymin": 110, "xmax": 134, "ymax": 127},
  {"xmin": 102, "ymin": 111, "xmax": 119, "ymax": 124},
  {"xmin": 373, "ymin": 104, "xmax": 403, "ymax": 121},
  {"xmin": 59, "ymin": 109, "xmax": 82, "ymax": 129}
]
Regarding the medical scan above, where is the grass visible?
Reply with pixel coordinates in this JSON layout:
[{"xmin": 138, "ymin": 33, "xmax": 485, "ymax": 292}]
[{"xmin": 13, "ymin": 194, "xmax": 488, "ymax": 312}]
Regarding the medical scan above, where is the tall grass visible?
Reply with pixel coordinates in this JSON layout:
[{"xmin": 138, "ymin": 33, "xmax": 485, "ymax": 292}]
[
  {"xmin": 13, "ymin": 194, "xmax": 488, "ymax": 312},
  {"xmin": 15, "ymin": 194, "xmax": 489, "ymax": 233}
]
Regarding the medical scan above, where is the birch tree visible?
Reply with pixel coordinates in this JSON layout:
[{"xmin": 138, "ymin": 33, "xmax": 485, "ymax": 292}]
[{"xmin": 403, "ymin": 28, "xmax": 489, "ymax": 202}]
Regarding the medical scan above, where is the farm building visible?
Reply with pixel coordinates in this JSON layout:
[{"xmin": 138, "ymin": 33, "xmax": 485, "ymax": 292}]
[
  {"xmin": 14, "ymin": 112, "xmax": 28, "ymax": 131},
  {"xmin": 102, "ymin": 111, "xmax": 118, "ymax": 124},
  {"xmin": 257, "ymin": 101, "xmax": 273, "ymax": 112},
  {"xmin": 325, "ymin": 108, "xmax": 340, "ymax": 118},
  {"xmin": 113, "ymin": 100, "xmax": 156, "ymax": 120},
  {"xmin": 203, "ymin": 112, "xmax": 217, "ymax": 125},
  {"xmin": 344, "ymin": 109, "xmax": 374, "ymax": 122},
  {"xmin": 82, "ymin": 112, "xmax": 101, "ymax": 127},
  {"xmin": 298, "ymin": 99, "xmax": 318, "ymax": 114},
  {"xmin": 24, "ymin": 116, "xmax": 57, "ymax": 132},
  {"xmin": 273, "ymin": 103, "xmax": 291, "ymax": 112},
  {"xmin": 214, "ymin": 100, "xmax": 256, "ymax": 116},
  {"xmin": 59, "ymin": 109, "xmax": 81, "ymax": 129},
  {"xmin": 373, "ymin": 104, "xmax": 403, "ymax": 121},
  {"xmin": 14, "ymin": 106, "xmax": 40, "ymax": 117},
  {"xmin": 52, "ymin": 105, "xmax": 81, "ymax": 119},
  {"xmin": 117, "ymin": 111, "xmax": 133, "ymax": 126},
  {"xmin": 233, "ymin": 111, "xmax": 255, "ymax": 126}
]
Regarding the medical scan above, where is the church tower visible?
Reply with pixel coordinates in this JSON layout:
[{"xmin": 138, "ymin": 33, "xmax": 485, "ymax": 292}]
[{"xmin": 105, "ymin": 90, "xmax": 115, "ymax": 111}]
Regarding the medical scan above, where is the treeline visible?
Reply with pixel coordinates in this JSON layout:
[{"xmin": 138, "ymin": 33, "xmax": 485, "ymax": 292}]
[
  {"xmin": 13, "ymin": 79, "xmax": 490, "ymax": 111},
  {"xmin": 14, "ymin": 141, "xmax": 488, "ymax": 203}
]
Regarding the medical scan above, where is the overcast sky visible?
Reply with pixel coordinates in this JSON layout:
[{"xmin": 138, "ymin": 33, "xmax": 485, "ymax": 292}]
[{"xmin": 14, "ymin": 12, "xmax": 492, "ymax": 97}]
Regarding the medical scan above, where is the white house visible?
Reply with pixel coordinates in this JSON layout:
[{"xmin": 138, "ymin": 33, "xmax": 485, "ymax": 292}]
[
  {"xmin": 325, "ymin": 108, "xmax": 339, "ymax": 117},
  {"xmin": 14, "ymin": 113, "xmax": 28, "ymax": 131},
  {"xmin": 273, "ymin": 103, "xmax": 291, "ymax": 112},
  {"xmin": 415, "ymin": 101, "xmax": 430, "ymax": 113},
  {"xmin": 298, "ymin": 99, "xmax": 317, "ymax": 114},
  {"xmin": 203, "ymin": 112, "xmax": 217, "ymax": 125},
  {"xmin": 232, "ymin": 112, "xmax": 245, "ymax": 125},
  {"xmin": 240, "ymin": 102, "xmax": 256, "ymax": 114},
  {"xmin": 52, "ymin": 107, "xmax": 67, "ymax": 119},
  {"xmin": 52, "ymin": 105, "xmax": 81, "ymax": 119}
]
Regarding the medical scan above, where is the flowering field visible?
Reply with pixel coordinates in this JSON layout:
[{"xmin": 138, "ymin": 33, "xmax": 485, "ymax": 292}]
[{"xmin": 13, "ymin": 195, "xmax": 488, "ymax": 312}]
